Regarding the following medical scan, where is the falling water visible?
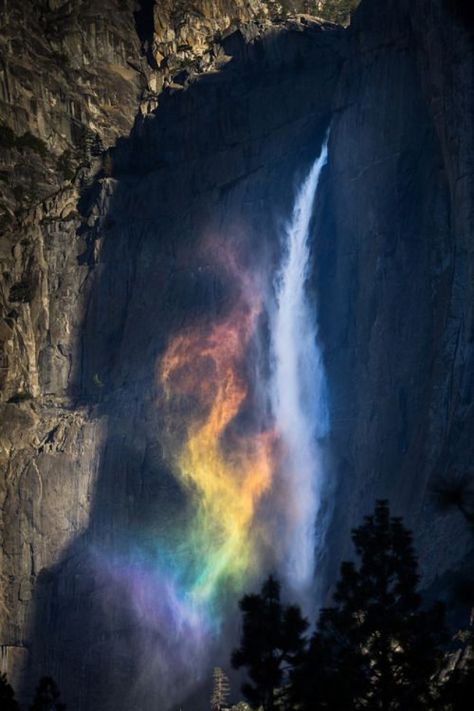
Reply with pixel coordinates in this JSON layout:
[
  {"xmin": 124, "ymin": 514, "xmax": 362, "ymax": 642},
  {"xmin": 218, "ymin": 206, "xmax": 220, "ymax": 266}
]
[
  {"xmin": 271, "ymin": 138, "xmax": 329, "ymax": 593},
  {"xmin": 87, "ymin": 144, "xmax": 331, "ymax": 709}
]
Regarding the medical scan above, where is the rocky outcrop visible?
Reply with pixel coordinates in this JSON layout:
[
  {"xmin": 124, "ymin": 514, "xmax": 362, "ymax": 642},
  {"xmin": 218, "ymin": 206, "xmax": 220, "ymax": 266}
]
[
  {"xmin": 152, "ymin": 0, "xmax": 262, "ymax": 71},
  {"xmin": 0, "ymin": 6, "xmax": 147, "ymax": 691},
  {"xmin": 143, "ymin": 0, "xmax": 346, "ymax": 100},
  {"xmin": 0, "ymin": 0, "xmax": 146, "ymax": 404}
]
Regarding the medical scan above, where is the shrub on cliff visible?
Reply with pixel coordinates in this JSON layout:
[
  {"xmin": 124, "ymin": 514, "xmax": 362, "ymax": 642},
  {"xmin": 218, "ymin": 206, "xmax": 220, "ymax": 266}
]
[
  {"xmin": 30, "ymin": 676, "xmax": 66, "ymax": 711},
  {"xmin": 0, "ymin": 673, "xmax": 19, "ymax": 711},
  {"xmin": 314, "ymin": 0, "xmax": 360, "ymax": 25},
  {"xmin": 0, "ymin": 124, "xmax": 47, "ymax": 157}
]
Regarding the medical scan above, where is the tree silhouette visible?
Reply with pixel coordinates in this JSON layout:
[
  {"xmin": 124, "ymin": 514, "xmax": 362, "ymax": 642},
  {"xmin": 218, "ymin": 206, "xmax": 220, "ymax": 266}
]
[
  {"xmin": 439, "ymin": 619, "xmax": 474, "ymax": 710},
  {"xmin": 292, "ymin": 501, "xmax": 447, "ymax": 710},
  {"xmin": 30, "ymin": 676, "xmax": 66, "ymax": 711},
  {"xmin": 431, "ymin": 471, "xmax": 474, "ymax": 607},
  {"xmin": 0, "ymin": 673, "xmax": 20, "ymax": 711},
  {"xmin": 431, "ymin": 472, "xmax": 474, "ymax": 527},
  {"xmin": 314, "ymin": 0, "xmax": 360, "ymax": 25},
  {"xmin": 211, "ymin": 667, "xmax": 231, "ymax": 711},
  {"xmin": 232, "ymin": 575, "xmax": 308, "ymax": 711},
  {"xmin": 441, "ymin": 655, "xmax": 474, "ymax": 710}
]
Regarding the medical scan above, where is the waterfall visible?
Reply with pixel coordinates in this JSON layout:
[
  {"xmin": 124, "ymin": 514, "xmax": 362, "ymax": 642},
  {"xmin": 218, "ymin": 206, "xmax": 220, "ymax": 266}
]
[{"xmin": 271, "ymin": 139, "xmax": 329, "ymax": 593}]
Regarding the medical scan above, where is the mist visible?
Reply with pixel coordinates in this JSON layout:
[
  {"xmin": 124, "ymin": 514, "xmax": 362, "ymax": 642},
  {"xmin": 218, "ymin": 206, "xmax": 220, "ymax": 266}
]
[{"xmin": 270, "ymin": 140, "xmax": 330, "ymax": 598}]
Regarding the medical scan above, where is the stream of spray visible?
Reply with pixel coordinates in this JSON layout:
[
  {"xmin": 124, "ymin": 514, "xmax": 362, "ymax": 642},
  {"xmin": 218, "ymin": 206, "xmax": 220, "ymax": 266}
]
[
  {"xmin": 90, "ymin": 141, "xmax": 331, "ymax": 709},
  {"xmin": 271, "ymin": 139, "xmax": 329, "ymax": 594}
]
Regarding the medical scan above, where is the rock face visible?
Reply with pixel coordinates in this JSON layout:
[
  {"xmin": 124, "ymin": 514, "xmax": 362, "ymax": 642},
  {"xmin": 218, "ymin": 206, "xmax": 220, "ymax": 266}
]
[
  {"xmin": 0, "ymin": 0, "xmax": 144, "ymax": 697},
  {"xmin": 13, "ymin": 15, "xmax": 342, "ymax": 711},
  {"xmin": 152, "ymin": 0, "xmax": 262, "ymax": 70},
  {"xmin": 0, "ymin": 0, "xmax": 473, "ymax": 709},
  {"xmin": 317, "ymin": 0, "xmax": 474, "ymax": 590}
]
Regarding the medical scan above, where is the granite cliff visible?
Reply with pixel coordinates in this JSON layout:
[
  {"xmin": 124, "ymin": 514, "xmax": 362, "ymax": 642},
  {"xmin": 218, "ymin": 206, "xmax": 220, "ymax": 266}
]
[{"xmin": 0, "ymin": 0, "xmax": 473, "ymax": 709}]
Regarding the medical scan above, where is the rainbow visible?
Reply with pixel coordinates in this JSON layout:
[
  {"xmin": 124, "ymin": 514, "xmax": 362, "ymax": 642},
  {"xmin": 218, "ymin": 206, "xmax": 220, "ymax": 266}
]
[
  {"xmin": 158, "ymin": 255, "xmax": 276, "ymax": 609},
  {"xmin": 90, "ymin": 245, "xmax": 277, "ymax": 703},
  {"xmin": 88, "ymin": 145, "xmax": 330, "ymax": 707}
]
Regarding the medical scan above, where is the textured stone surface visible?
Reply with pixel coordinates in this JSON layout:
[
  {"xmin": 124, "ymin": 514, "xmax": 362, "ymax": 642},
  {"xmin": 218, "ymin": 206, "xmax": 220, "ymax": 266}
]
[
  {"xmin": 20, "ymin": 18, "xmax": 342, "ymax": 711},
  {"xmin": 0, "ymin": 2, "xmax": 343, "ymax": 706},
  {"xmin": 0, "ymin": 5, "xmax": 147, "ymax": 694},
  {"xmin": 316, "ymin": 0, "xmax": 474, "ymax": 592},
  {"xmin": 0, "ymin": 0, "xmax": 472, "ymax": 708}
]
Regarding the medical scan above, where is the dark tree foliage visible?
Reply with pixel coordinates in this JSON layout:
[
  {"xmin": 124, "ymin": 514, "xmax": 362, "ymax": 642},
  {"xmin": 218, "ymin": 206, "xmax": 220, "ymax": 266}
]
[
  {"xmin": 0, "ymin": 673, "xmax": 20, "ymax": 711},
  {"xmin": 444, "ymin": 0, "xmax": 474, "ymax": 31},
  {"xmin": 292, "ymin": 501, "xmax": 447, "ymax": 710},
  {"xmin": 438, "ymin": 622, "xmax": 474, "ymax": 711},
  {"xmin": 30, "ymin": 676, "xmax": 66, "ymax": 711},
  {"xmin": 431, "ymin": 471, "xmax": 474, "ymax": 605},
  {"xmin": 431, "ymin": 472, "xmax": 474, "ymax": 527},
  {"xmin": 232, "ymin": 575, "xmax": 308, "ymax": 711},
  {"xmin": 443, "ymin": 661, "xmax": 474, "ymax": 710},
  {"xmin": 441, "ymin": 658, "xmax": 474, "ymax": 710},
  {"xmin": 314, "ymin": 0, "xmax": 360, "ymax": 25},
  {"xmin": 261, "ymin": 1, "xmax": 359, "ymax": 25}
]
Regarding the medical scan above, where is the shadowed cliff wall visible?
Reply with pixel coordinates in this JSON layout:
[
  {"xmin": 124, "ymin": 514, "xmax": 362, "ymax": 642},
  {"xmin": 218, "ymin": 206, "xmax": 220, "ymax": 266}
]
[{"xmin": 317, "ymin": 0, "xmax": 474, "ymax": 595}]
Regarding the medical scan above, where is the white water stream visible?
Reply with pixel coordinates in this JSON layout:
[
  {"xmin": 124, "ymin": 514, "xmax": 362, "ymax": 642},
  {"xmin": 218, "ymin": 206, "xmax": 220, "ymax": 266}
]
[{"xmin": 271, "ymin": 139, "xmax": 330, "ymax": 592}]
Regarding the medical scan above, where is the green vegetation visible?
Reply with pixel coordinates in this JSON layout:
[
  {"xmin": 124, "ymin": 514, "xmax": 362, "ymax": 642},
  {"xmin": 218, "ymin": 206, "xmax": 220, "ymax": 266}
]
[
  {"xmin": 314, "ymin": 0, "xmax": 360, "ymax": 25},
  {"xmin": 0, "ymin": 203, "xmax": 13, "ymax": 232},
  {"xmin": 211, "ymin": 667, "xmax": 231, "ymax": 711},
  {"xmin": 231, "ymin": 501, "xmax": 471, "ymax": 710},
  {"xmin": 9, "ymin": 277, "xmax": 35, "ymax": 304},
  {"xmin": 1, "ymin": 500, "xmax": 473, "ymax": 709},
  {"xmin": 261, "ymin": 0, "xmax": 360, "ymax": 25},
  {"xmin": 31, "ymin": 676, "xmax": 66, "ymax": 711},
  {"xmin": 1, "ymin": 674, "xmax": 66, "ymax": 710},
  {"xmin": 291, "ymin": 501, "xmax": 447, "ymax": 709},
  {"xmin": 0, "ymin": 123, "xmax": 48, "ymax": 157},
  {"xmin": 12, "ymin": 185, "xmax": 25, "ymax": 203},
  {"xmin": 17, "ymin": 131, "xmax": 48, "ymax": 157},
  {"xmin": 57, "ymin": 150, "xmax": 75, "ymax": 181},
  {"xmin": 8, "ymin": 391, "xmax": 34, "ymax": 403},
  {"xmin": 261, "ymin": 0, "xmax": 293, "ymax": 19},
  {"xmin": 0, "ymin": 123, "xmax": 17, "ymax": 149},
  {"xmin": 0, "ymin": 673, "xmax": 19, "ymax": 711}
]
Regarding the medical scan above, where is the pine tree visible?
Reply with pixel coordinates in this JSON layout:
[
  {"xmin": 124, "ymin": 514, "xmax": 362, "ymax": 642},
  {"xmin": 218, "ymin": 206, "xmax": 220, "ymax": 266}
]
[
  {"xmin": 0, "ymin": 673, "xmax": 20, "ymax": 711},
  {"xmin": 292, "ymin": 501, "xmax": 447, "ymax": 710},
  {"xmin": 30, "ymin": 676, "xmax": 66, "ymax": 711},
  {"xmin": 439, "ymin": 620, "xmax": 474, "ymax": 710},
  {"xmin": 232, "ymin": 575, "xmax": 308, "ymax": 711},
  {"xmin": 314, "ymin": 0, "xmax": 359, "ymax": 25},
  {"xmin": 211, "ymin": 667, "xmax": 231, "ymax": 711}
]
